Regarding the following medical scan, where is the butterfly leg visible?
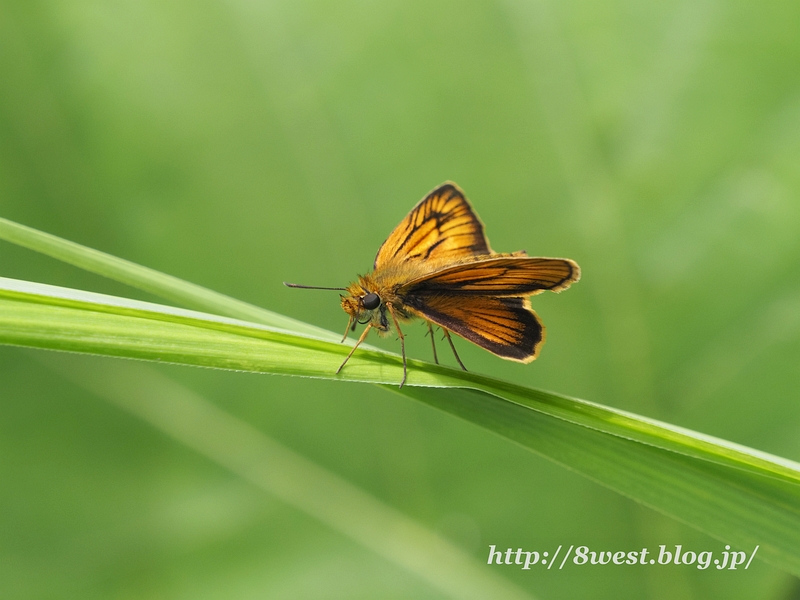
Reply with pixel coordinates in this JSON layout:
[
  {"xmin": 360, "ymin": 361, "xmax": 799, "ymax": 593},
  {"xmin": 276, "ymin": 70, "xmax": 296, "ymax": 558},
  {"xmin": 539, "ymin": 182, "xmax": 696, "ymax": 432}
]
[
  {"xmin": 336, "ymin": 323, "xmax": 372, "ymax": 375},
  {"xmin": 442, "ymin": 329, "xmax": 467, "ymax": 371},
  {"xmin": 386, "ymin": 303, "xmax": 407, "ymax": 387},
  {"xmin": 426, "ymin": 322, "xmax": 439, "ymax": 364},
  {"xmin": 341, "ymin": 316, "xmax": 355, "ymax": 343}
]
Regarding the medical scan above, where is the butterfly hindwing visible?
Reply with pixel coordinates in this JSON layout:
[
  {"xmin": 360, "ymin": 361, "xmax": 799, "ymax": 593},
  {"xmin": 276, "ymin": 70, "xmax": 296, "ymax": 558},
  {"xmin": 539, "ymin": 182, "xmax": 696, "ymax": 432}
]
[
  {"xmin": 400, "ymin": 256, "xmax": 580, "ymax": 296},
  {"xmin": 405, "ymin": 295, "xmax": 544, "ymax": 362},
  {"xmin": 374, "ymin": 182, "xmax": 492, "ymax": 268}
]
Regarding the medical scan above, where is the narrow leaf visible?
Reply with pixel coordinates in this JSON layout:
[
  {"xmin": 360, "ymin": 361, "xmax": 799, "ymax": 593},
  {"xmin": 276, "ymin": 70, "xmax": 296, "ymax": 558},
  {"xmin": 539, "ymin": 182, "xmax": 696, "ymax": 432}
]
[
  {"xmin": 1, "ymin": 276, "xmax": 798, "ymax": 575},
  {"xmin": 0, "ymin": 217, "xmax": 333, "ymax": 340},
  {"xmin": 41, "ymin": 356, "xmax": 535, "ymax": 600}
]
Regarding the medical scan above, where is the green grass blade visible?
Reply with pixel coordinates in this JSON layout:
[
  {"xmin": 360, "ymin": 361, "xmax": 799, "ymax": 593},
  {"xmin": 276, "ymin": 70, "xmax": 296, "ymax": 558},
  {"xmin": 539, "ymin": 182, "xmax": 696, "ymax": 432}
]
[
  {"xmin": 4, "ymin": 219, "xmax": 793, "ymax": 486},
  {"xmin": 0, "ymin": 217, "xmax": 334, "ymax": 340},
  {"xmin": 40, "ymin": 355, "xmax": 535, "ymax": 600},
  {"xmin": 2, "ymin": 275, "xmax": 797, "ymax": 484},
  {"xmin": 398, "ymin": 386, "xmax": 800, "ymax": 576},
  {"xmin": 1, "ymin": 276, "xmax": 799, "ymax": 575}
]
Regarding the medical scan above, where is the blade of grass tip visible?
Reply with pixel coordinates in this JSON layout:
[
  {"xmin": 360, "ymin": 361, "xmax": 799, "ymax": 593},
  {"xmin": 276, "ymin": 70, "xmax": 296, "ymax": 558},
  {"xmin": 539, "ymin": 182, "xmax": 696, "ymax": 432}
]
[
  {"xmin": 0, "ymin": 216, "xmax": 336, "ymax": 341},
  {"xmin": 39, "ymin": 353, "xmax": 537, "ymax": 600}
]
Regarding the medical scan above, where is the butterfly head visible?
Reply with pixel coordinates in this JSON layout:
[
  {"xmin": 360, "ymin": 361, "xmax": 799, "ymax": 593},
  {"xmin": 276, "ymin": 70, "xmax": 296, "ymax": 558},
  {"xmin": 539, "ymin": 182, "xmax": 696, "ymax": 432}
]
[
  {"xmin": 341, "ymin": 280, "xmax": 381, "ymax": 318},
  {"xmin": 340, "ymin": 275, "xmax": 394, "ymax": 336}
]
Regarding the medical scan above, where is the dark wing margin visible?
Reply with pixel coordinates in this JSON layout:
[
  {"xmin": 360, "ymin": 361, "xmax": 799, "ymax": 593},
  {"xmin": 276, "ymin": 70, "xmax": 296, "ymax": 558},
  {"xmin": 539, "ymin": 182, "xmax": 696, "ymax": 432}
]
[
  {"xmin": 374, "ymin": 182, "xmax": 492, "ymax": 268},
  {"xmin": 400, "ymin": 256, "xmax": 580, "ymax": 296},
  {"xmin": 405, "ymin": 295, "xmax": 544, "ymax": 362}
]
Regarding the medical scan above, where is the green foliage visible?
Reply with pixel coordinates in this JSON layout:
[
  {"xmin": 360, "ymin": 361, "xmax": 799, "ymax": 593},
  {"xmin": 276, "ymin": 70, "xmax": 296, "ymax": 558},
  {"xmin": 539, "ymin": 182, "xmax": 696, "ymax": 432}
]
[
  {"xmin": 1, "ymin": 221, "xmax": 799, "ymax": 580},
  {"xmin": 2, "ymin": 2, "xmax": 800, "ymax": 598}
]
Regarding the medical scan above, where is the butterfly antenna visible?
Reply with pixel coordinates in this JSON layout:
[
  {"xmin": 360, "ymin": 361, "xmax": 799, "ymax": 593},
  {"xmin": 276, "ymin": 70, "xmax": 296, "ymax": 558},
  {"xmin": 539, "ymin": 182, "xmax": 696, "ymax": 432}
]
[{"xmin": 283, "ymin": 282, "xmax": 347, "ymax": 291}]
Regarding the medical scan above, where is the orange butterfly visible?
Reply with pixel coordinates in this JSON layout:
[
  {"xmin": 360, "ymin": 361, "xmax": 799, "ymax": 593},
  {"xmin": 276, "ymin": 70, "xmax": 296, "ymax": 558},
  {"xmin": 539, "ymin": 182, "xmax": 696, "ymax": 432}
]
[{"xmin": 285, "ymin": 182, "xmax": 580, "ymax": 386}]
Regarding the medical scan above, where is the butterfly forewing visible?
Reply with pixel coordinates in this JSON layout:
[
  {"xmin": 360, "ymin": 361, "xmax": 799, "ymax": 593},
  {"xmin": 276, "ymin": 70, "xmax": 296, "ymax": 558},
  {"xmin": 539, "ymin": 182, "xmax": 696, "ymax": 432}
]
[
  {"xmin": 405, "ymin": 295, "xmax": 544, "ymax": 362},
  {"xmin": 400, "ymin": 256, "xmax": 580, "ymax": 296},
  {"xmin": 373, "ymin": 183, "xmax": 492, "ymax": 268}
]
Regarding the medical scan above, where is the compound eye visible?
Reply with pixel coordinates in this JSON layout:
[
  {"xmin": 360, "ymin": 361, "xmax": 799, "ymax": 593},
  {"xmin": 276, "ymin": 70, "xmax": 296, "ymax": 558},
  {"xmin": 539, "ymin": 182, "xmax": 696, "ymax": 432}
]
[{"xmin": 362, "ymin": 292, "xmax": 381, "ymax": 310}]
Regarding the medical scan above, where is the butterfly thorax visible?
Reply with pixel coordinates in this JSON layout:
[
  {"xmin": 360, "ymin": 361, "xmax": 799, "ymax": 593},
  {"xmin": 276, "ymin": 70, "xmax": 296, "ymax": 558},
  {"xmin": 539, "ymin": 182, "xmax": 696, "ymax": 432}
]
[{"xmin": 340, "ymin": 266, "xmax": 426, "ymax": 335}]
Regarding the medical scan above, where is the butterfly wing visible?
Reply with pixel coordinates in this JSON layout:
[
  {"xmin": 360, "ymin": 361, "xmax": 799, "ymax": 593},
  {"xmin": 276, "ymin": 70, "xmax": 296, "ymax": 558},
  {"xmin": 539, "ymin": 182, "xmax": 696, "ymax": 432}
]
[
  {"xmin": 374, "ymin": 182, "xmax": 492, "ymax": 268},
  {"xmin": 372, "ymin": 183, "xmax": 579, "ymax": 362},
  {"xmin": 399, "ymin": 256, "xmax": 580, "ymax": 296},
  {"xmin": 405, "ymin": 295, "xmax": 545, "ymax": 362},
  {"xmin": 397, "ymin": 256, "xmax": 579, "ymax": 361}
]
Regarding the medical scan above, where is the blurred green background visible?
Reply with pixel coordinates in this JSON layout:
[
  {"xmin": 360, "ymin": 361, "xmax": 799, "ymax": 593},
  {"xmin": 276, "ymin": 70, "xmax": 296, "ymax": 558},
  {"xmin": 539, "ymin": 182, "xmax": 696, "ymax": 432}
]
[{"xmin": 2, "ymin": 1, "xmax": 800, "ymax": 598}]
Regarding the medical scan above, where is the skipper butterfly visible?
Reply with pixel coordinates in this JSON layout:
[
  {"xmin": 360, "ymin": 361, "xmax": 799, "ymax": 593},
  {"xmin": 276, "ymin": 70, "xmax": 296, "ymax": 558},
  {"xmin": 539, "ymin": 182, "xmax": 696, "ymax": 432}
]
[{"xmin": 286, "ymin": 182, "xmax": 580, "ymax": 387}]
